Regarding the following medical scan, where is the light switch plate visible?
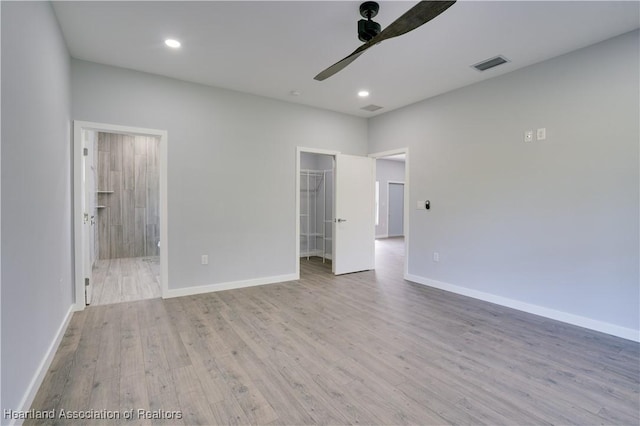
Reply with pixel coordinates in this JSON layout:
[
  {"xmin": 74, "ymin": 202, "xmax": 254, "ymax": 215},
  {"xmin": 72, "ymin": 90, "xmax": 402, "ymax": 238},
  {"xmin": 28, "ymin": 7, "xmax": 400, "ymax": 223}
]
[
  {"xmin": 417, "ymin": 200, "xmax": 426, "ymax": 210},
  {"xmin": 536, "ymin": 128, "xmax": 546, "ymax": 140}
]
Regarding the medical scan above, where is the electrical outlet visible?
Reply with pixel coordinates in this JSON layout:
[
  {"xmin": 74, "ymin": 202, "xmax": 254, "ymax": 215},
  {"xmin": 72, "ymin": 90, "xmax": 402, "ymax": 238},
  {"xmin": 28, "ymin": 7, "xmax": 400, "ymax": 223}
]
[
  {"xmin": 201, "ymin": 255, "xmax": 209, "ymax": 265},
  {"xmin": 433, "ymin": 252, "xmax": 440, "ymax": 262}
]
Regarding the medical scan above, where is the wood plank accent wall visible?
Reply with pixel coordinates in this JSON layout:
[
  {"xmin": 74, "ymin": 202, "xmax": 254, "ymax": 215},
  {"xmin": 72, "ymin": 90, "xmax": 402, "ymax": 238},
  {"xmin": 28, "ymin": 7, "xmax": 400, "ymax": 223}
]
[{"xmin": 96, "ymin": 132, "xmax": 160, "ymax": 259}]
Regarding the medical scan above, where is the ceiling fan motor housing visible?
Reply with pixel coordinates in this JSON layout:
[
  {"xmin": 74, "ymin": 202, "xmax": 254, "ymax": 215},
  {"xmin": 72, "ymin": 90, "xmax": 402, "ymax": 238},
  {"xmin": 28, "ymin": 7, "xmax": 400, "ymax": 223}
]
[
  {"xmin": 358, "ymin": 1, "xmax": 381, "ymax": 42},
  {"xmin": 358, "ymin": 19, "xmax": 381, "ymax": 42}
]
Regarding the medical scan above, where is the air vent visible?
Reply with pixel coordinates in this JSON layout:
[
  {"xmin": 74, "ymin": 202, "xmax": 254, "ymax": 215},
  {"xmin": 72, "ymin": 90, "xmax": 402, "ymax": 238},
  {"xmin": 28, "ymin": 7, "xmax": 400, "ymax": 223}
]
[
  {"xmin": 361, "ymin": 104, "xmax": 383, "ymax": 112},
  {"xmin": 472, "ymin": 55, "xmax": 509, "ymax": 72}
]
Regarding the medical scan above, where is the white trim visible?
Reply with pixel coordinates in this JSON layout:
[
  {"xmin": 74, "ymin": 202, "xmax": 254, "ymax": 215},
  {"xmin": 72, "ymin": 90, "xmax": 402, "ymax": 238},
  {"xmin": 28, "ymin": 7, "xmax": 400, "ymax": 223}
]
[
  {"xmin": 369, "ymin": 148, "xmax": 410, "ymax": 277},
  {"xmin": 164, "ymin": 273, "xmax": 298, "ymax": 299},
  {"xmin": 73, "ymin": 121, "xmax": 169, "ymax": 310},
  {"xmin": 10, "ymin": 306, "xmax": 74, "ymax": 425},
  {"xmin": 295, "ymin": 147, "xmax": 340, "ymax": 278},
  {"xmin": 298, "ymin": 146, "xmax": 341, "ymax": 156},
  {"xmin": 405, "ymin": 273, "xmax": 640, "ymax": 342},
  {"xmin": 376, "ymin": 234, "xmax": 389, "ymax": 239},
  {"xmin": 368, "ymin": 148, "xmax": 408, "ymax": 159}
]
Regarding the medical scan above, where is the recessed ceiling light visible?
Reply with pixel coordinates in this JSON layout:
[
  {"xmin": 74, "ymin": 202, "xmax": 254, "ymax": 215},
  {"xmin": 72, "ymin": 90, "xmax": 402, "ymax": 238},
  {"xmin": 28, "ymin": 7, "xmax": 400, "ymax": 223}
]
[
  {"xmin": 358, "ymin": 90, "xmax": 370, "ymax": 97},
  {"xmin": 164, "ymin": 39, "xmax": 181, "ymax": 48},
  {"xmin": 290, "ymin": 90, "xmax": 301, "ymax": 96}
]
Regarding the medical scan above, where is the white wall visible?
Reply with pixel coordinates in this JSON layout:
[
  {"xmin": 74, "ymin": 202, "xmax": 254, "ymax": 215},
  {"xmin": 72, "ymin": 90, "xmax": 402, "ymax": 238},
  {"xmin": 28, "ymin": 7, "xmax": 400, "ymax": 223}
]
[
  {"xmin": 1, "ymin": 1, "xmax": 74, "ymax": 413},
  {"xmin": 375, "ymin": 159, "xmax": 405, "ymax": 238},
  {"xmin": 300, "ymin": 152, "xmax": 318, "ymax": 170},
  {"xmin": 71, "ymin": 60, "xmax": 367, "ymax": 292},
  {"xmin": 369, "ymin": 30, "xmax": 640, "ymax": 339},
  {"xmin": 301, "ymin": 152, "xmax": 334, "ymax": 171}
]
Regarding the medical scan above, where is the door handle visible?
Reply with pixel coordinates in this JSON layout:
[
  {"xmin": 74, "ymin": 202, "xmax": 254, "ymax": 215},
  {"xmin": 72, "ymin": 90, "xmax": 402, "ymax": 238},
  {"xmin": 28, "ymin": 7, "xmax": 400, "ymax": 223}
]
[{"xmin": 335, "ymin": 218, "xmax": 347, "ymax": 223}]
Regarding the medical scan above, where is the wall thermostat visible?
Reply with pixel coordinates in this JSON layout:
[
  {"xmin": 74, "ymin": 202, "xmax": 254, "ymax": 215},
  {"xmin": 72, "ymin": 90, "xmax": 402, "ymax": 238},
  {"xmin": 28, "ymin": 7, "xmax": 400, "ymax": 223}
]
[{"xmin": 417, "ymin": 200, "xmax": 431, "ymax": 210}]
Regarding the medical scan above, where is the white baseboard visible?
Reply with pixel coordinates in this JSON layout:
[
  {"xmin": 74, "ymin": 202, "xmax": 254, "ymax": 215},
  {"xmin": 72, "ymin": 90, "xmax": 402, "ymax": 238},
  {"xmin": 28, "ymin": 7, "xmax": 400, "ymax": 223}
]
[
  {"xmin": 404, "ymin": 273, "xmax": 639, "ymax": 342},
  {"xmin": 164, "ymin": 273, "xmax": 298, "ymax": 299},
  {"xmin": 11, "ymin": 305, "xmax": 75, "ymax": 425}
]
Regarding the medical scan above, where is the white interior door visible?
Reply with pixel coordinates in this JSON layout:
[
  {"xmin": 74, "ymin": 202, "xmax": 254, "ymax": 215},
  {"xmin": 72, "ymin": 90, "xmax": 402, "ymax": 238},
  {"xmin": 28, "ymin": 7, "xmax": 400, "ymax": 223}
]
[
  {"xmin": 81, "ymin": 130, "xmax": 94, "ymax": 304},
  {"xmin": 334, "ymin": 154, "xmax": 375, "ymax": 275}
]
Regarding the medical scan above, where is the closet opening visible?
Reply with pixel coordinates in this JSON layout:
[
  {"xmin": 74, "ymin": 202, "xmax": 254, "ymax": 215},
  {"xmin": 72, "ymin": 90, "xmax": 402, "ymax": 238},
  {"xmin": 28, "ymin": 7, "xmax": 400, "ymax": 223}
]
[{"xmin": 299, "ymin": 151, "xmax": 335, "ymax": 277}]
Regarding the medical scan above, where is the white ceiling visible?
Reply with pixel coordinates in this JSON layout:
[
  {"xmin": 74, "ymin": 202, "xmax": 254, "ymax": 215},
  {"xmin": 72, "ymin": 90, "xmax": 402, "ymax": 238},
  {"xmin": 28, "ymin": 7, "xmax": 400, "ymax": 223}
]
[{"xmin": 52, "ymin": 1, "xmax": 639, "ymax": 118}]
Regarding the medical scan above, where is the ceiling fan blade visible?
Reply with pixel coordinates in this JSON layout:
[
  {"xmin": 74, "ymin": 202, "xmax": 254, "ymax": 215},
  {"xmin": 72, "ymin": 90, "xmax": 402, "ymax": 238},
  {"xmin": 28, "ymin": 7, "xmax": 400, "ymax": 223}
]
[
  {"xmin": 374, "ymin": 0, "xmax": 456, "ymax": 43},
  {"xmin": 314, "ymin": 1, "xmax": 456, "ymax": 81},
  {"xmin": 314, "ymin": 43, "xmax": 372, "ymax": 81}
]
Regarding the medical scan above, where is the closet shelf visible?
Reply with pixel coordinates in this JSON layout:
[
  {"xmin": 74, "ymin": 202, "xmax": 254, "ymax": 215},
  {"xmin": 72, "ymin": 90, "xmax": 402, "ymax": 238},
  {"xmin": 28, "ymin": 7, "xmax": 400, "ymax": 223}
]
[
  {"xmin": 301, "ymin": 232, "xmax": 323, "ymax": 237},
  {"xmin": 97, "ymin": 190, "xmax": 114, "ymax": 194},
  {"xmin": 96, "ymin": 206, "xmax": 107, "ymax": 209}
]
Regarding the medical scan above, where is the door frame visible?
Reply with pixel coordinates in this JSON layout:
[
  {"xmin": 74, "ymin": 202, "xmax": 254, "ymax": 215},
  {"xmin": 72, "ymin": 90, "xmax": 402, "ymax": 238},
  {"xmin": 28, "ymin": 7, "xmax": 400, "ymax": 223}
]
[
  {"xmin": 81, "ymin": 129, "xmax": 96, "ymax": 304},
  {"xmin": 387, "ymin": 181, "xmax": 405, "ymax": 237},
  {"xmin": 369, "ymin": 148, "xmax": 410, "ymax": 277},
  {"xmin": 295, "ymin": 147, "xmax": 340, "ymax": 278},
  {"xmin": 72, "ymin": 121, "xmax": 169, "ymax": 310}
]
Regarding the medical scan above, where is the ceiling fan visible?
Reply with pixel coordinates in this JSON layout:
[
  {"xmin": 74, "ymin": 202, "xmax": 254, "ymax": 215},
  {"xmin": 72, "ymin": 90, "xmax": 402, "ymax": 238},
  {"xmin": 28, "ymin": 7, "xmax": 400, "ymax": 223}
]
[{"xmin": 314, "ymin": 1, "xmax": 456, "ymax": 81}]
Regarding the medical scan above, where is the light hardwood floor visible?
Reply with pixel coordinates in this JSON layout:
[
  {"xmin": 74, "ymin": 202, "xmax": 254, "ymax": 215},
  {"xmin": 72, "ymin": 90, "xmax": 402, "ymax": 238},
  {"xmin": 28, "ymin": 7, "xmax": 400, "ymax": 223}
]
[
  {"xmin": 91, "ymin": 257, "xmax": 161, "ymax": 306},
  {"xmin": 28, "ymin": 238, "xmax": 639, "ymax": 425}
]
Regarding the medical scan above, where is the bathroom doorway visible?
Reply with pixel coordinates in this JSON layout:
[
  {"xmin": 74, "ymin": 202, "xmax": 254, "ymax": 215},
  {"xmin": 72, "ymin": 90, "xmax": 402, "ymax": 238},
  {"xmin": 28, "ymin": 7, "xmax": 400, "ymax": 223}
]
[
  {"xmin": 91, "ymin": 131, "xmax": 161, "ymax": 305},
  {"xmin": 73, "ymin": 121, "xmax": 168, "ymax": 309}
]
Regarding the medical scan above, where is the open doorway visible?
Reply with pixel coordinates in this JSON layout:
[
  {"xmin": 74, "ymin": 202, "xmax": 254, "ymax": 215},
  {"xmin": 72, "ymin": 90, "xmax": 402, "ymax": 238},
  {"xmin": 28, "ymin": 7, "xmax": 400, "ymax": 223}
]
[
  {"xmin": 91, "ymin": 131, "xmax": 161, "ymax": 305},
  {"xmin": 73, "ymin": 121, "xmax": 168, "ymax": 310},
  {"xmin": 370, "ymin": 149, "xmax": 409, "ymax": 278},
  {"xmin": 296, "ymin": 147, "xmax": 376, "ymax": 279}
]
